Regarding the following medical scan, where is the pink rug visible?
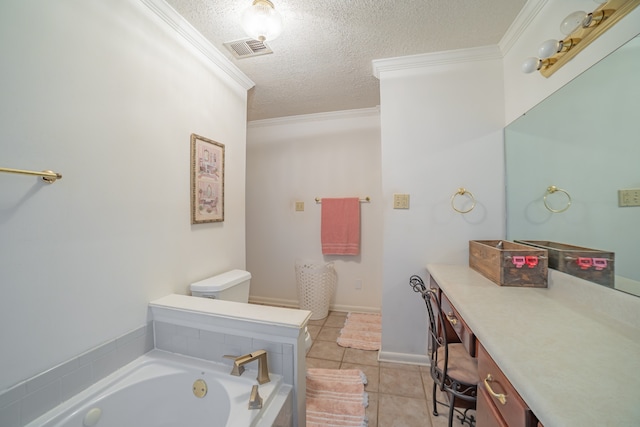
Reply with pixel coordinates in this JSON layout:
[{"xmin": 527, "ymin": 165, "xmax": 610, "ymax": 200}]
[
  {"xmin": 306, "ymin": 368, "xmax": 368, "ymax": 427},
  {"xmin": 337, "ymin": 312, "xmax": 381, "ymax": 351}
]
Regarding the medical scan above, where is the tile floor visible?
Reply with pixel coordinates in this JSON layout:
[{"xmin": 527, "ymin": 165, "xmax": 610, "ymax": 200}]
[{"xmin": 305, "ymin": 311, "xmax": 472, "ymax": 427}]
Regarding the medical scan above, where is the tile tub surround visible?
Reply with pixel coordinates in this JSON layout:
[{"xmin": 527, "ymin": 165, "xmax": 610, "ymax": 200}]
[
  {"xmin": 149, "ymin": 294, "xmax": 312, "ymax": 427},
  {"xmin": 427, "ymin": 264, "xmax": 640, "ymax": 427},
  {"xmin": 0, "ymin": 324, "xmax": 154, "ymax": 427}
]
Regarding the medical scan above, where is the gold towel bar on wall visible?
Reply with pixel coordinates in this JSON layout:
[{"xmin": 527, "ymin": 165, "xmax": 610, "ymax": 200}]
[
  {"xmin": 0, "ymin": 167, "xmax": 63, "ymax": 184},
  {"xmin": 315, "ymin": 197, "xmax": 371, "ymax": 203}
]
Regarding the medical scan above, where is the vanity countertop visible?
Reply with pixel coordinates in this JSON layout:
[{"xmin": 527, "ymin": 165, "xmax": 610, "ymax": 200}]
[{"xmin": 426, "ymin": 263, "xmax": 640, "ymax": 427}]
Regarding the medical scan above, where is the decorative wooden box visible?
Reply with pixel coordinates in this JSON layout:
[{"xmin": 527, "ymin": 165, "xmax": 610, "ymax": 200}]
[
  {"xmin": 515, "ymin": 240, "xmax": 614, "ymax": 288},
  {"xmin": 469, "ymin": 240, "xmax": 548, "ymax": 287}
]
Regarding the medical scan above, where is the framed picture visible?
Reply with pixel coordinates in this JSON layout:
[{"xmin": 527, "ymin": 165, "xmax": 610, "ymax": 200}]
[{"xmin": 191, "ymin": 133, "xmax": 224, "ymax": 223}]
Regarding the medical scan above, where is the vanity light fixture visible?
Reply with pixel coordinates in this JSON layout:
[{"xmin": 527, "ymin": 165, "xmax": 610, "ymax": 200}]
[
  {"xmin": 241, "ymin": 0, "xmax": 283, "ymax": 42},
  {"xmin": 521, "ymin": 57, "xmax": 556, "ymax": 74},
  {"xmin": 537, "ymin": 38, "xmax": 579, "ymax": 59},
  {"xmin": 522, "ymin": 0, "xmax": 640, "ymax": 77}
]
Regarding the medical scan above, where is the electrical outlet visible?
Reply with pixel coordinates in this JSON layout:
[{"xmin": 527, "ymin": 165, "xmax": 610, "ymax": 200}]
[
  {"xmin": 355, "ymin": 279, "xmax": 362, "ymax": 290},
  {"xmin": 618, "ymin": 189, "xmax": 640, "ymax": 207},
  {"xmin": 295, "ymin": 201, "xmax": 304, "ymax": 211},
  {"xmin": 393, "ymin": 193, "xmax": 410, "ymax": 209}
]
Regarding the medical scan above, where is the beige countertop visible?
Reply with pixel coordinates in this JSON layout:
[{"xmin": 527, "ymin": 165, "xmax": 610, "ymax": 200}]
[{"xmin": 426, "ymin": 264, "xmax": 640, "ymax": 427}]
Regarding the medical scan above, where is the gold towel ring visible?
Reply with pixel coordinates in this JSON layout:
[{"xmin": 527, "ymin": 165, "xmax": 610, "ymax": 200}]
[
  {"xmin": 451, "ymin": 188, "xmax": 476, "ymax": 214},
  {"xmin": 544, "ymin": 185, "xmax": 572, "ymax": 213}
]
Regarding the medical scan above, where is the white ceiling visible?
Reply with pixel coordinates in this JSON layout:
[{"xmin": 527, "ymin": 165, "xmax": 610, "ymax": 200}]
[{"xmin": 165, "ymin": 0, "xmax": 527, "ymax": 121}]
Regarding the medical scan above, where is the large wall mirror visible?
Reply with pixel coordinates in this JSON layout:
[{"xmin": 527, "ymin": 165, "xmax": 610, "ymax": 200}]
[{"xmin": 505, "ymin": 34, "xmax": 640, "ymax": 297}]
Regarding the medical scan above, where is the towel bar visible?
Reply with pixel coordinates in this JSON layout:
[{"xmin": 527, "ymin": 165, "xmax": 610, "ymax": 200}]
[
  {"xmin": 315, "ymin": 197, "xmax": 370, "ymax": 203},
  {"xmin": 0, "ymin": 167, "xmax": 62, "ymax": 184}
]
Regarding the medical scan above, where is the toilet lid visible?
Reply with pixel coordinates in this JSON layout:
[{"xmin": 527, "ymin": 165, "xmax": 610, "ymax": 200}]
[{"xmin": 190, "ymin": 269, "xmax": 251, "ymax": 292}]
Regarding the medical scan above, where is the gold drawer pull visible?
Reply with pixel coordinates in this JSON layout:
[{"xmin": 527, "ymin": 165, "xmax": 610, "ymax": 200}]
[
  {"xmin": 484, "ymin": 374, "xmax": 507, "ymax": 405},
  {"xmin": 446, "ymin": 312, "xmax": 458, "ymax": 325}
]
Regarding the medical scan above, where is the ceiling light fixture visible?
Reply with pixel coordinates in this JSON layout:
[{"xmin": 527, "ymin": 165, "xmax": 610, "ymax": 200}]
[
  {"xmin": 241, "ymin": 0, "xmax": 283, "ymax": 42},
  {"xmin": 521, "ymin": 0, "xmax": 639, "ymax": 77}
]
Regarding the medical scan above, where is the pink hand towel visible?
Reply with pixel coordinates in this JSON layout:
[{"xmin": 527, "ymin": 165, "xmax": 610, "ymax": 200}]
[{"xmin": 321, "ymin": 197, "xmax": 360, "ymax": 255}]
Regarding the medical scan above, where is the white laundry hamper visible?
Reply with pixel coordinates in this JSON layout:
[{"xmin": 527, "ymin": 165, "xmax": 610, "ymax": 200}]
[{"xmin": 295, "ymin": 260, "xmax": 337, "ymax": 320}]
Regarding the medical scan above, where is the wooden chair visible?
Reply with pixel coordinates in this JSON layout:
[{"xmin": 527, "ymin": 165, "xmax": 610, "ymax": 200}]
[{"xmin": 410, "ymin": 275, "xmax": 478, "ymax": 427}]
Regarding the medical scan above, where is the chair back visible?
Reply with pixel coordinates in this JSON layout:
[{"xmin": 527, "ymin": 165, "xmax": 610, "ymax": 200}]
[{"xmin": 409, "ymin": 275, "xmax": 452, "ymax": 387}]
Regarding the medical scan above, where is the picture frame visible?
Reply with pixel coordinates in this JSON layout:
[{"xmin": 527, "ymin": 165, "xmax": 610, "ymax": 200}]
[{"xmin": 191, "ymin": 133, "xmax": 224, "ymax": 223}]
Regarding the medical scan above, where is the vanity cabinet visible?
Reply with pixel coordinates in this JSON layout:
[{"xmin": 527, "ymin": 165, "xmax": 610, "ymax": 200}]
[
  {"xmin": 426, "ymin": 263, "xmax": 640, "ymax": 427},
  {"xmin": 476, "ymin": 343, "xmax": 538, "ymax": 427},
  {"xmin": 476, "ymin": 387, "xmax": 508, "ymax": 427},
  {"xmin": 440, "ymin": 291, "xmax": 476, "ymax": 356},
  {"xmin": 429, "ymin": 274, "xmax": 540, "ymax": 427}
]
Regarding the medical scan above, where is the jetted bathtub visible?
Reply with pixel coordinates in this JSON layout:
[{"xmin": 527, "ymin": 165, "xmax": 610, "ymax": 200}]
[{"xmin": 26, "ymin": 350, "xmax": 292, "ymax": 427}]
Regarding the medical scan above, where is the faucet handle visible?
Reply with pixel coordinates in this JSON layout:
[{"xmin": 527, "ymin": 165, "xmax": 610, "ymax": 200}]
[
  {"xmin": 248, "ymin": 385, "xmax": 263, "ymax": 410},
  {"xmin": 223, "ymin": 355, "xmax": 245, "ymax": 376}
]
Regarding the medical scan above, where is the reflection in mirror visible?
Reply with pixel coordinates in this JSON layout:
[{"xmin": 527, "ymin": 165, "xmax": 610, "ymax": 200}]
[{"xmin": 505, "ymin": 35, "xmax": 640, "ymax": 297}]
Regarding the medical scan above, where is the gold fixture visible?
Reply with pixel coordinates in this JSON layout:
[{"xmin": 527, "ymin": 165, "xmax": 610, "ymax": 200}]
[
  {"xmin": 248, "ymin": 385, "xmax": 263, "ymax": 409},
  {"xmin": 315, "ymin": 196, "xmax": 371, "ymax": 203},
  {"xmin": 0, "ymin": 167, "xmax": 62, "ymax": 184},
  {"xmin": 544, "ymin": 185, "xmax": 572, "ymax": 213},
  {"xmin": 446, "ymin": 312, "xmax": 458, "ymax": 326},
  {"xmin": 484, "ymin": 374, "xmax": 507, "ymax": 405},
  {"xmin": 224, "ymin": 350, "xmax": 271, "ymax": 384},
  {"xmin": 192, "ymin": 379, "xmax": 208, "ymax": 398},
  {"xmin": 523, "ymin": 0, "xmax": 640, "ymax": 77},
  {"xmin": 451, "ymin": 188, "xmax": 476, "ymax": 214}
]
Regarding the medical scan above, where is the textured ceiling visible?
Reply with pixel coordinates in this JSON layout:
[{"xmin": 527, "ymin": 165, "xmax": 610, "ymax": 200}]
[{"xmin": 165, "ymin": 0, "xmax": 526, "ymax": 121}]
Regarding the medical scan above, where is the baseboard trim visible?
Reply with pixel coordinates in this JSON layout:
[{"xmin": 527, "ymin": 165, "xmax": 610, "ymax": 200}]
[
  {"xmin": 378, "ymin": 350, "xmax": 429, "ymax": 366},
  {"xmin": 249, "ymin": 295, "xmax": 299, "ymax": 308},
  {"xmin": 248, "ymin": 296, "xmax": 380, "ymax": 314}
]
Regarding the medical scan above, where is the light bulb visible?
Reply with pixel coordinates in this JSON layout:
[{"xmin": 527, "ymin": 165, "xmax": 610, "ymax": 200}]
[
  {"xmin": 538, "ymin": 40, "xmax": 561, "ymax": 59},
  {"xmin": 560, "ymin": 11, "xmax": 587, "ymax": 35},
  {"xmin": 522, "ymin": 57, "xmax": 541, "ymax": 74},
  {"xmin": 241, "ymin": 0, "xmax": 283, "ymax": 42}
]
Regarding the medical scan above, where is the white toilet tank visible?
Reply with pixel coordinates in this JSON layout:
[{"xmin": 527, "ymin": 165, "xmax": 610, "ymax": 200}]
[{"xmin": 190, "ymin": 269, "xmax": 251, "ymax": 302}]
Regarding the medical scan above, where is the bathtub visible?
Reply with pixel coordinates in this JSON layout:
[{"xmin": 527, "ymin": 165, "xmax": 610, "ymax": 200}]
[{"xmin": 26, "ymin": 350, "xmax": 292, "ymax": 427}]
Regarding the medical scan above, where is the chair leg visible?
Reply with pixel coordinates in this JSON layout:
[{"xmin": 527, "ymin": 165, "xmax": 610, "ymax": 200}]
[
  {"xmin": 432, "ymin": 381, "xmax": 438, "ymax": 416},
  {"xmin": 447, "ymin": 394, "xmax": 455, "ymax": 427}
]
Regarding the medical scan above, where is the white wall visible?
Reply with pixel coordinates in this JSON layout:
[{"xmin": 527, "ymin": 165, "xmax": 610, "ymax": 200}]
[
  {"xmin": 0, "ymin": 0, "xmax": 248, "ymax": 391},
  {"xmin": 246, "ymin": 109, "xmax": 383, "ymax": 312},
  {"xmin": 372, "ymin": 0, "xmax": 640, "ymax": 363},
  {"xmin": 375, "ymin": 49, "xmax": 507, "ymax": 361}
]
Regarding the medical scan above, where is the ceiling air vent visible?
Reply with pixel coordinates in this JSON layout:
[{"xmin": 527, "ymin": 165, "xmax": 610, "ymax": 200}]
[{"xmin": 223, "ymin": 38, "xmax": 273, "ymax": 59}]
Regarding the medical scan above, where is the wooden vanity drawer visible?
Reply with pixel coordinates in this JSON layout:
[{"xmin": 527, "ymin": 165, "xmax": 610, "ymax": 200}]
[
  {"xmin": 477, "ymin": 386, "xmax": 508, "ymax": 427},
  {"xmin": 477, "ymin": 343, "xmax": 538, "ymax": 427},
  {"xmin": 440, "ymin": 292, "xmax": 475, "ymax": 356}
]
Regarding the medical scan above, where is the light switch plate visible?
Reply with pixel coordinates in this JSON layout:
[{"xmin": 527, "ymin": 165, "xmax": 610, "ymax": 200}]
[
  {"xmin": 618, "ymin": 189, "xmax": 640, "ymax": 207},
  {"xmin": 393, "ymin": 194, "xmax": 410, "ymax": 209},
  {"xmin": 295, "ymin": 201, "xmax": 304, "ymax": 211}
]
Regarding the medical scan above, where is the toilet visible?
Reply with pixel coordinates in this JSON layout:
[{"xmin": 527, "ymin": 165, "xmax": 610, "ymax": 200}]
[{"xmin": 190, "ymin": 269, "xmax": 313, "ymax": 353}]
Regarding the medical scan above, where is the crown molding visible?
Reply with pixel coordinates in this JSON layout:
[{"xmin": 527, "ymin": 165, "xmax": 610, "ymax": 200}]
[
  {"xmin": 139, "ymin": 0, "xmax": 255, "ymax": 91},
  {"xmin": 248, "ymin": 106, "xmax": 380, "ymax": 128},
  {"xmin": 498, "ymin": 0, "xmax": 549, "ymax": 56},
  {"xmin": 372, "ymin": 45, "xmax": 503, "ymax": 79}
]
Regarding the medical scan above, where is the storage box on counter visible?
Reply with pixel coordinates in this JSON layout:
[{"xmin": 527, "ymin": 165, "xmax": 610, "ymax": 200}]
[
  {"xmin": 515, "ymin": 240, "xmax": 614, "ymax": 288},
  {"xmin": 469, "ymin": 240, "xmax": 548, "ymax": 287}
]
